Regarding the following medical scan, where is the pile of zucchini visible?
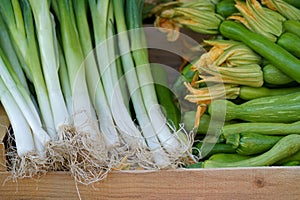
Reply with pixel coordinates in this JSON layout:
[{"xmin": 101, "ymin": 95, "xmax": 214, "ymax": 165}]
[{"xmin": 150, "ymin": 0, "xmax": 300, "ymax": 168}]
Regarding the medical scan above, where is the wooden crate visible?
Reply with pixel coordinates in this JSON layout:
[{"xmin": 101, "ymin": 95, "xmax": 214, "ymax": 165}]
[{"xmin": 1, "ymin": 101, "xmax": 300, "ymax": 199}]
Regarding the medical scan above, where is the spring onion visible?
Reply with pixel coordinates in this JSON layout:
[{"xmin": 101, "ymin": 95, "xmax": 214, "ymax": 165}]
[
  {"xmin": 52, "ymin": 0, "xmax": 99, "ymax": 137},
  {"xmin": 73, "ymin": 0, "xmax": 120, "ymax": 148},
  {"xmin": 126, "ymin": 0, "xmax": 186, "ymax": 156},
  {"xmin": 89, "ymin": 0, "xmax": 147, "ymax": 147},
  {"xmin": 0, "ymin": 48, "xmax": 50, "ymax": 150},
  {"xmin": 0, "ymin": 0, "xmax": 56, "ymax": 138},
  {"xmin": 0, "ymin": 76, "xmax": 35, "ymax": 156},
  {"xmin": 29, "ymin": 0, "xmax": 69, "ymax": 135},
  {"xmin": 113, "ymin": 0, "xmax": 171, "ymax": 166}
]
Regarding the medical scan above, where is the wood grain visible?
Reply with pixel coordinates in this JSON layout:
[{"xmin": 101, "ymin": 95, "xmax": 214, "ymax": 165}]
[
  {"xmin": 1, "ymin": 167, "xmax": 300, "ymax": 200},
  {"xmin": 0, "ymin": 104, "xmax": 9, "ymax": 172},
  {"xmin": 0, "ymin": 104, "xmax": 9, "ymax": 142}
]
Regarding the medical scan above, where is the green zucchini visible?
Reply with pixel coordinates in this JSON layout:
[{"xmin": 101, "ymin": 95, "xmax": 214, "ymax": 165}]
[
  {"xmin": 283, "ymin": 0, "xmax": 300, "ymax": 9},
  {"xmin": 222, "ymin": 121, "xmax": 300, "ymax": 137},
  {"xmin": 186, "ymin": 162, "xmax": 203, "ymax": 168},
  {"xmin": 263, "ymin": 64, "xmax": 294, "ymax": 85},
  {"xmin": 183, "ymin": 112, "xmax": 211, "ymax": 134},
  {"xmin": 277, "ymin": 32, "xmax": 300, "ymax": 58},
  {"xmin": 172, "ymin": 63, "xmax": 196, "ymax": 94},
  {"xmin": 226, "ymin": 132, "xmax": 282, "ymax": 156},
  {"xmin": 219, "ymin": 20, "xmax": 300, "ymax": 83},
  {"xmin": 203, "ymin": 134, "xmax": 300, "ymax": 168},
  {"xmin": 193, "ymin": 142, "xmax": 236, "ymax": 157},
  {"xmin": 180, "ymin": 63, "xmax": 197, "ymax": 83},
  {"xmin": 275, "ymin": 150, "xmax": 300, "ymax": 165},
  {"xmin": 183, "ymin": 112, "xmax": 231, "ymax": 135},
  {"xmin": 187, "ymin": 153, "xmax": 252, "ymax": 168},
  {"xmin": 216, "ymin": 0, "xmax": 238, "ymax": 18},
  {"xmin": 283, "ymin": 20, "xmax": 300, "ymax": 38},
  {"xmin": 208, "ymin": 153, "xmax": 251, "ymax": 163},
  {"xmin": 280, "ymin": 161, "xmax": 300, "ymax": 166},
  {"xmin": 152, "ymin": 65, "xmax": 181, "ymax": 130},
  {"xmin": 238, "ymin": 85, "xmax": 300, "ymax": 100},
  {"xmin": 209, "ymin": 91, "xmax": 300, "ymax": 123}
]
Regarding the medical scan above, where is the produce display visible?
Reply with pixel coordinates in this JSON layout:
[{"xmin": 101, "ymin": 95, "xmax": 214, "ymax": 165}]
[
  {"xmin": 0, "ymin": 0, "xmax": 300, "ymax": 185},
  {"xmin": 151, "ymin": 0, "xmax": 300, "ymax": 168}
]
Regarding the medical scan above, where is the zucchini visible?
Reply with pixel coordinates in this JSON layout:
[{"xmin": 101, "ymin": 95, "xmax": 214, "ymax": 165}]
[
  {"xmin": 275, "ymin": 150, "xmax": 300, "ymax": 166},
  {"xmin": 183, "ymin": 112, "xmax": 211, "ymax": 134},
  {"xmin": 187, "ymin": 153, "xmax": 252, "ymax": 168},
  {"xmin": 186, "ymin": 162, "xmax": 203, "ymax": 168},
  {"xmin": 208, "ymin": 153, "xmax": 251, "ymax": 163},
  {"xmin": 152, "ymin": 65, "xmax": 181, "ymax": 130},
  {"xmin": 193, "ymin": 142, "xmax": 236, "ymax": 157},
  {"xmin": 183, "ymin": 111, "xmax": 232, "ymax": 134},
  {"xmin": 238, "ymin": 85, "xmax": 300, "ymax": 100},
  {"xmin": 283, "ymin": 20, "xmax": 300, "ymax": 38},
  {"xmin": 280, "ymin": 161, "xmax": 300, "ymax": 166},
  {"xmin": 172, "ymin": 63, "xmax": 197, "ymax": 97},
  {"xmin": 277, "ymin": 32, "xmax": 300, "ymax": 58},
  {"xmin": 219, "ymin": 20, "xmax": 300, "ymax": 83},
  {"xmin": 203, "ymin": 134, "xmax": 300, "ymax": 168},
  {"xmin": 216, "ymin": 0, "xmax": 238, "ymax": 18},
  {"xmin": 208, "ymin": 91, "xmax": 300, "ymax": 123},
  {"xmin": 226, "ymin": 132, "xmax": 282, "ymax": 156},
  {"xmin": 283, "ymin": 0, "xmax": 300, "ymax": 9},
  {"xmin": 263, "ymin": 64, "xmax": 294, "ymax": 85},
  {"xmin": 222, "ymin": 121, "xmax": 300, "ymax": 137}
]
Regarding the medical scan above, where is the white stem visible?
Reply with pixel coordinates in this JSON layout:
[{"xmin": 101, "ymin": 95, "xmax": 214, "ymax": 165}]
[
  {"xmin": 55, "ymin": 0, "xmax": 99, "ymax": 138},
  {"xmin": 74, "ymin": 0, "xmax": 120, "ymax": 147},
  {"xmin": 29, "ymin": 0, "xmax": 69, "ymax": 136},
  {"xmin": 0, "ymin": 78, "xmax": 35, "ymax": 156},
  {"xmin": 0, "ymin": 55, "xmax": 51, "ymax": 147},
  {"xmin": 131, "ymin": 28, "xmax": 182, "ymax": 154}
]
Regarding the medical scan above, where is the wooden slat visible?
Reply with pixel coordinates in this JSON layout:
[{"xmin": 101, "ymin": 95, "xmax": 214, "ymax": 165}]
[
  {"xmin": 0, "ymin": 104, "xmax": 9, "ymax": 172},
  {"xmin": 0, "ymin": 104, "xmax": 9, "ymax": 142},
  {"xmin": 0, "ymin": 167, "xmax": 300, "ymax": 199}
]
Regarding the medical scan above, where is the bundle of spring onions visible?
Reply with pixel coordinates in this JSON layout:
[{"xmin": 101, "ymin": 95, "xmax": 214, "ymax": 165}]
[{"xmin": 0, "ymin": 0, "xmax": 192, "ymax": 183}]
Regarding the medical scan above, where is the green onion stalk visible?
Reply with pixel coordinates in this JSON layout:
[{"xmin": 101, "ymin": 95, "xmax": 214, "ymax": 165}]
[
  {"xmin": 113, "ymin": 0, "xmax": 173, "ymax": 166},
  {"xmin": 29, "ymin": 0, "xmax": 70, "ymax": 136},
  {"xmin": 0, "ymin": 77, "xmax": 36, "ymax": 157},
  {"xmin": 73, "ymin": 0, "xmax": 120, "ymax": 148},
  {"xmin": 88, "ymin": 0, "xmax": 149, "ymax": 149},
  {"xmin": 125, "ymin": 0, "xmax": 190, "ymax": 164},
  {"xmin": 52, "ymin": 0, "xmax": 99, "ymax": 138},
  {"xmin": 0, "ymin": 15, "xmax": 30, "ymax": 96},
  {"xmin": 0, "ymin": 48, "xmax": 50, "ymax": 153},
  {"xmin": 57, "ymin": 41, "xmax": 73, "ymax": 115},
  {"xmin": 0, "ymin": 0, "xmax": 56, "ymax": 139},
  {"xmin": 107, "ymin": 2, "xmax": 147, "ymax": 147},
  {"xmin": 0, "ymin": 15, "xmax": 45, "ymax": 153}
]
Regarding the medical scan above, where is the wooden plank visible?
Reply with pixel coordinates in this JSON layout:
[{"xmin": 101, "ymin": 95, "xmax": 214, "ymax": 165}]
[
  {"xmin": 0, "ymin": 104, "xmax": 9, "ymax": 172},
  {"xmin": 0, "ymin": 167, "xmax": 300, "ymax": 199},
  {"xmin": 0, "ymin": 143, "xmax": 6, "ymax": 172},
  {"xmin": 0, "ymin": 104, "xmax": 9, "ymax": 142}
]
